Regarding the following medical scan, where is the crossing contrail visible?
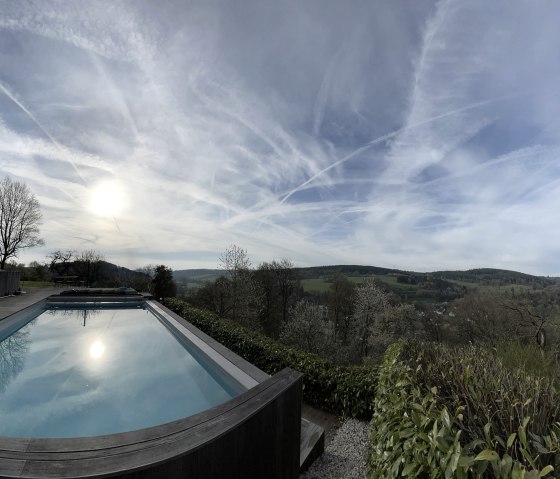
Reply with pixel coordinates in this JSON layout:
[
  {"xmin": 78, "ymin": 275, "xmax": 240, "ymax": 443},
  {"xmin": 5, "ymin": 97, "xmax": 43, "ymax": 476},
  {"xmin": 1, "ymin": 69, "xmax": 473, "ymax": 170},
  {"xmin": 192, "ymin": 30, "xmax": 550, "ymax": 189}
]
[
  {"xmin": 279, "ymin": 92, "xmax": 524, "ymax": 205},
  {"xmin": 0, "ymin": 80, "xmax": 87, "ymax": 185}
]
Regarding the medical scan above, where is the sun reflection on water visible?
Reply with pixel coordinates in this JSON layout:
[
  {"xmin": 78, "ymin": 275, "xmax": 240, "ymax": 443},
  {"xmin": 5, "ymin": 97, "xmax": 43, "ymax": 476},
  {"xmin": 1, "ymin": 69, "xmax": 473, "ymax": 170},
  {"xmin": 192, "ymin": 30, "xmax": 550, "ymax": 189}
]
[{"xmin": 89, "ymin": 340, "xmax": 105, "ymax": 359}]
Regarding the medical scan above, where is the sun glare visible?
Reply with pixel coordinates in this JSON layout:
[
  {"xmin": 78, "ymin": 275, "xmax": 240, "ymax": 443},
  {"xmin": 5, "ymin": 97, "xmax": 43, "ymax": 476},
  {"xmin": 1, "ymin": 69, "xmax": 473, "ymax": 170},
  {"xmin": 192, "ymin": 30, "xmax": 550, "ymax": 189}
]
[
  {"xmin": 89, "ymin": 340, "xmax": 105, "ymax": 359},
  {"xmin": 89, "ymin": 181, "xmax": 125, "ymax": 217}
]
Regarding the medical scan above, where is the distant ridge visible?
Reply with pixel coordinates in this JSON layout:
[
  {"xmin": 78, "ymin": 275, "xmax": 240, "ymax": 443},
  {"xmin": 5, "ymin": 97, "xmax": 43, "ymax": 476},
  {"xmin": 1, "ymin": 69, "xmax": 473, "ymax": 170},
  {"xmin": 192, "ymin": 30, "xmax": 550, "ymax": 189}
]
[
  {"xmin": 173, "ymin": 269, "xmax": 222, "ymax": 283},
  {"xmin": 173, "ymin": 265, "xmax": 560, "ymax": 288}
]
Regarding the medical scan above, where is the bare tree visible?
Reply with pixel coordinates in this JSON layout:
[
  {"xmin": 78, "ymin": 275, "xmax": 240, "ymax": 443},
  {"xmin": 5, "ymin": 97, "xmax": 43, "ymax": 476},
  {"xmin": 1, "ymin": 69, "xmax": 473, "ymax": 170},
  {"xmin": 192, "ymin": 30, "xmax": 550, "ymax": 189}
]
[
  {"xmin": 255, "ymin": 259, "xmax": 300, "ymax": 338},
  {"xmin": 74, "ymin": 250, "xmax": 105, "ymax": 287},
  {"xmin": 328, "ymin": 272, "xmax": 356, "ymax": 342},
  {"xmin": 274, "ymin": 259, "xmax": 299, "ymax": 324},
  {"xmin": 0, "ymin": 328, "xmax": 30, "ymax": 392},
  {"xmin": 47, "ymin": 249, "xmax": 75, "ymax": 277},
  {"xmin": 0, "ymin": 177, "xmax": 44, "ymax": 269},
  {"xmin": 131, "ymin": 265, "xmax": 156, "ymax": 293},
  {"xmin": 449, "ymin": 291, "xmax": 556, "ymax": 347},
  {"xmin": 219, "ymin": 245, "xmax": 261, "ymax": 326}
]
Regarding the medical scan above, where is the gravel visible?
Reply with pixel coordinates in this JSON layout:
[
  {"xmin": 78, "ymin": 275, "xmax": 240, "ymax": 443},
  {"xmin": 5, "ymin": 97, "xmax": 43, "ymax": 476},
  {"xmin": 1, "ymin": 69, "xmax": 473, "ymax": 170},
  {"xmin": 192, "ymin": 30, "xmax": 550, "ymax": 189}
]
[{"xmin": 300, "ymin": 419, "xmax": 370, "ymax": 479}]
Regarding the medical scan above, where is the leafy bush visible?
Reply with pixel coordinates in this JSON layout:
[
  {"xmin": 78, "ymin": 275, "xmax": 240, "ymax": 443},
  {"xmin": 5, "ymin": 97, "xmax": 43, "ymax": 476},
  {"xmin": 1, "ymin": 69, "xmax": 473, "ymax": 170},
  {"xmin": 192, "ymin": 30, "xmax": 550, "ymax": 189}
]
[
  {"xmin": 494, "ymin": 340, "xmax": 560, "ymax": 383},
  {"xmin": 369, "ymin": 341, "xmax": 560, "ymax": 478},
  {"xmin": 405, "ymin": 342, "xmax": 560, "ymax": 452},
  {"xmin": 164, "ymin": 298, "xmax": 378, "ymax": 419}
]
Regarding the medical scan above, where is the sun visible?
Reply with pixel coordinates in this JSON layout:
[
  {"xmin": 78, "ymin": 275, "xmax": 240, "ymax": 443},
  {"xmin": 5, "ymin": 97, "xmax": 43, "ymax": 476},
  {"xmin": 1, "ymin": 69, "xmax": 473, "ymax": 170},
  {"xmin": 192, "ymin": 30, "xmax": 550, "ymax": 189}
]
[{"xmin": 89, "ymin": 181, "xmax": 125, "ymax": 217}]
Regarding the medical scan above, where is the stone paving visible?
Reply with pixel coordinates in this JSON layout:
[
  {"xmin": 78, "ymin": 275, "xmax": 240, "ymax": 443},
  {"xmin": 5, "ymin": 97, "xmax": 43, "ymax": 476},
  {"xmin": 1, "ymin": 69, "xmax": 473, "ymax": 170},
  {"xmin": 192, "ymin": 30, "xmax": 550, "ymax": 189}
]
[{"xmin": 0, "ymin": 287, "xmax": 59, "ymax": 320}]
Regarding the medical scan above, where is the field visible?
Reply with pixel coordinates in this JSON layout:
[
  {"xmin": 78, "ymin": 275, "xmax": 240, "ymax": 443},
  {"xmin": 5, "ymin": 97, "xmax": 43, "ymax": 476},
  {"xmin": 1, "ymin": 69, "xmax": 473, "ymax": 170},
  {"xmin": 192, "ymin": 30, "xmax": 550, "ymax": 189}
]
[
  {"xmin": 301, "ymin": 274, "xmax": 538, "ymax": 303},
  {"xmin": 20, "ymin": 281, "xmax": 54, "ymax": 288},
  {"xmin": 301, "ymin": 274, "xmax": 419, "ymax": 296}
]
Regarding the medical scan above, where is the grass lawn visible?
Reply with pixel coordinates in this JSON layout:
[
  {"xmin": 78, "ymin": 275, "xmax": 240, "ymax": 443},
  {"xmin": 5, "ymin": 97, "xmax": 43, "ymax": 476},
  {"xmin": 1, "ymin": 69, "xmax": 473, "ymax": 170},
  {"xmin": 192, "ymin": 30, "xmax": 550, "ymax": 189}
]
[
  {"xmin": 21, "ymin": 281, "xmax": 54, "ymax": 287},
  {"xmin": 301, "ymin": 274, "xmax": 418, "ymax": 295},
  {"xmin": 301, "ymin": 278, "xmax": 331, "ymax": 293}
]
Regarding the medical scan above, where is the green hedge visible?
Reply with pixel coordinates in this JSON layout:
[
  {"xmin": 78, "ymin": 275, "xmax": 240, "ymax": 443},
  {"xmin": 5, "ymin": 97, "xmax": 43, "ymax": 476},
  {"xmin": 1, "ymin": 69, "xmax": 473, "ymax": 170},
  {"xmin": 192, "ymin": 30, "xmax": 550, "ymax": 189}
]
[
  {"xmin": 369, "ymin": 341, "xmax": 560, "ymax": 478},
  {"xmin": 164, "ymin": 298, "xmax": 377, "ymax": 419}
]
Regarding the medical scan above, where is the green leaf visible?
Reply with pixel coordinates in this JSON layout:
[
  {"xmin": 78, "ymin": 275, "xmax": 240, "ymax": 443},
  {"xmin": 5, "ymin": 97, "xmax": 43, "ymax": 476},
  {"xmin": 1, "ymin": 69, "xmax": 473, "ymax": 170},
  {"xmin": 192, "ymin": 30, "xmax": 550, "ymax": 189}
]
[
  {"xmin": 520, "ymin": 447, "xmax": 537, "ymax": 470},
  {"xmin": 507, "ymin": 433, "xmax": 517, "ymax": 448},
  {"xmin": 401, "ymin": 463, "xmax": 416, "ymax": 476},
  {"xmin": 474, "ymin": 449, "xmax": 500, "ymax": 461},
  {"xmin": 500, "ymin": 454, "xmax": 513, "ymax": 476},
  {"xmin": 539, "ymin": 465, "xmax": 554, "ymax": 477},
  {"xmin": 483, "ymin": 423, "xmax": 493, "ymax": 446},
  {"xmin": 519, "ymin": 425, "xmax": 528, "ymax": 448},
  {"xmin": 458, "ymin": 456, "xmax": 475, "ymax": 468},
  {"xmin": 441, "ymin": 408, "xmax": 451, "ymax": 429}
]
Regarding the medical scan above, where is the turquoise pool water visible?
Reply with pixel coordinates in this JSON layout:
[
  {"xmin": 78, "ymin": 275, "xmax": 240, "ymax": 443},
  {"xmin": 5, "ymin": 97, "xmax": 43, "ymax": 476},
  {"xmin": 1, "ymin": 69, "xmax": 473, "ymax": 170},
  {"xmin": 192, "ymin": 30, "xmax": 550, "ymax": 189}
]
[{"xmin": 0, "ymin": 306, "xmax": 245, "ymax": 438}]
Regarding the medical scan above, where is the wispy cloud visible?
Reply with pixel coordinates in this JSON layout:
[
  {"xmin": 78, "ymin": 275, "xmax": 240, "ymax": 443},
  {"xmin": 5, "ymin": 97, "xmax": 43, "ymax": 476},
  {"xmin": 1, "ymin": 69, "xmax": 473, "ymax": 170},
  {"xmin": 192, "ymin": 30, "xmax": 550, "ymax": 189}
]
[{"xmin": 1, "ymin": 0, "xmax": 559, "ymax": 274}]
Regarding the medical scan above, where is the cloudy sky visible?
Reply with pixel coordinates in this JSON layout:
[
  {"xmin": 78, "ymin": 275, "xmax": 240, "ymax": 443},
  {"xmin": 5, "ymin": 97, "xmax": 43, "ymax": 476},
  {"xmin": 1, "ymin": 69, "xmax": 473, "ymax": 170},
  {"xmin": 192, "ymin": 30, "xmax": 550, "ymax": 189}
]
[{"xmin": 1, "ymin": 0, "xmax": 560, "ymax": 274}]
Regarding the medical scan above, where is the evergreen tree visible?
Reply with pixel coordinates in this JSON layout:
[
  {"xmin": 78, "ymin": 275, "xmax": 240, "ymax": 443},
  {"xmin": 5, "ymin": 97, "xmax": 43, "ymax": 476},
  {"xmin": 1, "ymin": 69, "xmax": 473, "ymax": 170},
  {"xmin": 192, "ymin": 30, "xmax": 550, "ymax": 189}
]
[{"xmin": 152, "ymin": 265, "xmax": 177, "ymax": 299}]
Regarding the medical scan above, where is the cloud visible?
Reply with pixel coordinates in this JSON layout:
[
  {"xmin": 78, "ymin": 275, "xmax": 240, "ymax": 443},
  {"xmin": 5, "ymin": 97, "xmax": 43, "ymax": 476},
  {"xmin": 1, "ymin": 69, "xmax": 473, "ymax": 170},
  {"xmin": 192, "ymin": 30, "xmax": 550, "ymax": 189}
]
[{"xmin": 1, "ymin": 0, "xmax": 559, "ymax": 274}]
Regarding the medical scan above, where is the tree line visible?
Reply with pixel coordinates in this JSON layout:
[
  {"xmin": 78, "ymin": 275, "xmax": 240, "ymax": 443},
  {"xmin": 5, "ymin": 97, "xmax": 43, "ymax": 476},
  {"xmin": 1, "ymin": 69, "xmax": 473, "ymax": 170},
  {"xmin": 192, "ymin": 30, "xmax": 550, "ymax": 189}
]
[{"xmin": 177, "ymin": 245, "xmax": 560, "ymax": 368}]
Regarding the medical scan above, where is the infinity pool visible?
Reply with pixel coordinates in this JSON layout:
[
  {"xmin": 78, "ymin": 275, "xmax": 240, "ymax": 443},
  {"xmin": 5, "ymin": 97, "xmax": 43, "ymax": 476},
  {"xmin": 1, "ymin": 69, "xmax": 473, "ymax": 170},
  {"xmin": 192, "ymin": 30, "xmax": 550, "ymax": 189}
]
[{"xmin": 0, "ymin": 304, "xmax": 246, "ymax": 438}]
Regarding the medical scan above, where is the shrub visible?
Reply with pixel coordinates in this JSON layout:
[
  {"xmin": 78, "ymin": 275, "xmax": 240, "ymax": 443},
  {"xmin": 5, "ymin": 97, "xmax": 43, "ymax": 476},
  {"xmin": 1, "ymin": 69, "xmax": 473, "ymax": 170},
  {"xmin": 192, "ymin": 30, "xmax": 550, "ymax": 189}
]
[
  {"xmin": 404, "ymin": 342, "xmax": 560, "ymax": 445},
  {"xmin": 164, "ymin": 298, "xmax": 378, "ymax": 419},
  {"xmin": 369, "ymin": 341, "xmax": 560, "ymax": 478},
  {"xmin": 494, "ymin": 340, "xmax": 560, "ymax": 383}
]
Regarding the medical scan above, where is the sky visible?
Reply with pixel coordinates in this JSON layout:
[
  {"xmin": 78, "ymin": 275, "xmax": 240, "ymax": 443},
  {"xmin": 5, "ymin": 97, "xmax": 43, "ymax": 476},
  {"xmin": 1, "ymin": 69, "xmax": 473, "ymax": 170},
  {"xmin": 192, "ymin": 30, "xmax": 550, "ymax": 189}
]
[{"xmin": 1, "ymin": 0, "xmax": 560, "ymax": 275}]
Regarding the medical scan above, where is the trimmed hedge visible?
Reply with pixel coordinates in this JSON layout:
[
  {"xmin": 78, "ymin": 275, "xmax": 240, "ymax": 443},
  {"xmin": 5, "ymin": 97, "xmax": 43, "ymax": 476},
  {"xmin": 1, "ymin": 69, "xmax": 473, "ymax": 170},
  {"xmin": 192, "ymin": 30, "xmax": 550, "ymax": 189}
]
[
  {"xmin": 164, "ymin": 298, "xmax": 377, "ymax": 419},
  {"xmin": 369, "ymin": 341, "xmax": 560, "ymax": 478}
]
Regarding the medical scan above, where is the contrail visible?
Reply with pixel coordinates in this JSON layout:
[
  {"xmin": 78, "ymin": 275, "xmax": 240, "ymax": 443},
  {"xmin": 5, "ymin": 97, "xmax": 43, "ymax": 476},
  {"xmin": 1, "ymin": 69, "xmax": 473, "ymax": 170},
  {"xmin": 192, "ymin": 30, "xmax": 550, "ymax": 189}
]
[
  {"xmin": 0, "ymin": 80, "xmax": 87, "ymax": 185},
  {"xmin": 279, "ymin": 92, "xmax": 524, "ymax": 205}
]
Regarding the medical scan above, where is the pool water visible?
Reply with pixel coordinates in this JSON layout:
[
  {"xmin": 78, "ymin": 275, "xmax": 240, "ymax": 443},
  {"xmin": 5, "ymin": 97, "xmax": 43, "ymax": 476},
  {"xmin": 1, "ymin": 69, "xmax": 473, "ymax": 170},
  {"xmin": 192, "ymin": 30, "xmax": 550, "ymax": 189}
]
[{"xmin": 0, "ymin": 307, "xmax": 244, "ymax": 438}]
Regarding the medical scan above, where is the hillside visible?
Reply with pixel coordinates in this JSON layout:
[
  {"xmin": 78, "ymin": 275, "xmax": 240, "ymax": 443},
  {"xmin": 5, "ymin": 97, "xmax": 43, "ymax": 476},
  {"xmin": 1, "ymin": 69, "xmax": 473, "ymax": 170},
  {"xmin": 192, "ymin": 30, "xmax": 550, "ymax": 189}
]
[
  {"xmin": 173, "ymin": 269, "xmax": 222, "ymax": 287},
  {"xmin": 173, "ymin": 265, "xmax": 560, "ymax": 303}
]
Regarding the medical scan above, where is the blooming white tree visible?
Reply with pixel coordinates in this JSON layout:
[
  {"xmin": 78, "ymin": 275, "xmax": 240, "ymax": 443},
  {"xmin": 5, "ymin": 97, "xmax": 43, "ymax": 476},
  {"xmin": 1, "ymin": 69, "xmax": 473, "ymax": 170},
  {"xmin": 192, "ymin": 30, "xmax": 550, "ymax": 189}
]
[
  {"xmin": 353, "ymin": 279, "xmax": 388, "ymax": 358},
  {"xmin": 281, "ymin": 300, "xmax": 331, "ymax": 355}
]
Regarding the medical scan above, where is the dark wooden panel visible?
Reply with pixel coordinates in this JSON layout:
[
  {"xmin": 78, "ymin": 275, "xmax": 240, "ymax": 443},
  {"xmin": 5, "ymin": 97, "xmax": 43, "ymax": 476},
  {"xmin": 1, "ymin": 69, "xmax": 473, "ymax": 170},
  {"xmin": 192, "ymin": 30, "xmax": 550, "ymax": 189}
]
[{"xmin": 0, "ymin": 272, "xmax": 20, "ymax": 296}]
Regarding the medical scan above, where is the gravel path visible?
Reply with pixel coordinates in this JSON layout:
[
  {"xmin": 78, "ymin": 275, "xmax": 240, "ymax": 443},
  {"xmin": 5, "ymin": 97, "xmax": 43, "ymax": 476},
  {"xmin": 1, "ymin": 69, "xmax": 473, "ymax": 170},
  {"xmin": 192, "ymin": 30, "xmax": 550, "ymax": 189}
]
[{"xmin": 301, "ymin": 419, "xmax": 370, "ymax": 479}]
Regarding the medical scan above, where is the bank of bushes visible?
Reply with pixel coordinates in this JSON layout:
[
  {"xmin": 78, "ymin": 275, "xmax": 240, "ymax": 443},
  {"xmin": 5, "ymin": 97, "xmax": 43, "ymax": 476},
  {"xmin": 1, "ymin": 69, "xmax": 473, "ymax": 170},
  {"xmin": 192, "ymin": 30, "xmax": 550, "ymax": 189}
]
[
  {"xmin": 369, "ymin": 340, "xmax": 560, "ymax": 478},
  {"xmin": 164, "ymin": 298, "xmax": 377, "ymax": 419}
]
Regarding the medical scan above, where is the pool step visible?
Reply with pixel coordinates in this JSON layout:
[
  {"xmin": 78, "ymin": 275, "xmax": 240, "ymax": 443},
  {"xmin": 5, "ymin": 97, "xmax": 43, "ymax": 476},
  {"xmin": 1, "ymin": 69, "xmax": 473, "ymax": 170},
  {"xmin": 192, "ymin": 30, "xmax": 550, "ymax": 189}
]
[{"xmin": 300, "ymin": 418, "xmax": 325, "ymax": 473}]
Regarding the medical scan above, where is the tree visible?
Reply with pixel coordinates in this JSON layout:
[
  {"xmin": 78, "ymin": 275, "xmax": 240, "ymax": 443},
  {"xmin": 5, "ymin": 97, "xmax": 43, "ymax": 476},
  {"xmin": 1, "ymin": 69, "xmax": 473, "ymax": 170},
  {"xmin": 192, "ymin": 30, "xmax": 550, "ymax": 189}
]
[
  {"xmin": 47, "ymin": 249, "xmax": 74, "ymax": 277},
  {"xmin": 189, "ymin": 275, "xmax": 230, "ymax": 316},
  {"xmin": 0, "ymin": 177, "xmax": 44, "ymax": 269},
  {"xmin": 218, "ymin": 245, "xmax": 262, "ymax": 326},
  {"xmin": 152, "ymin": 265, "xmax": 177, "ymax": 299},
  {"xmin": 254, "ymin": 259, "xmax": 300, "ymax": 338},
  {"xmin": 74, "ymin": 250, "xmax": 104, "ymax": 287},
  {"xmin": 0, "ymin": 327, "xmax": 30, "ymax": 392},
  {"xmin": 353, "ymin": 279, "xmax": 388, "ymax": 358},
  {"xmin": 327, "ymin": 272, "xmax": 356, "ymax": 342},
  {"xmin": 27, "ymin": 261, "xmax": 50, "ymax": 281},
  {"xmin": 452, "ymin": 290, "xmax": 560, "ymax": 349},
  {"xmin": 280, "ymin": 300, "xmax": 331, "ymax": 355},
  {"xmin": 130, "ymin": 265, "xmax": 156, "ymax": 293},
  {"xmin": 254, "ymin": 263, "xmax": 280, "ymax": 336},
  {"xmin": 273, "ymin": 259, "xmax": 299, "ymax": 325}
]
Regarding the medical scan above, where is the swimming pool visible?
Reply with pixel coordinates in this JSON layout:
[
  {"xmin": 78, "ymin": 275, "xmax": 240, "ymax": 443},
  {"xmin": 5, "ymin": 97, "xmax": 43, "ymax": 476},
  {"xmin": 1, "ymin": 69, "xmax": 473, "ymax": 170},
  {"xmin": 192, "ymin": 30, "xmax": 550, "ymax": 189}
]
[
  {"xmin": 0, "ymin": 293, "xmax": 304, "ymax": 479},
  {"xmin": 0, "ymin": 303, "xmax": 248, "ymax": 438}
]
